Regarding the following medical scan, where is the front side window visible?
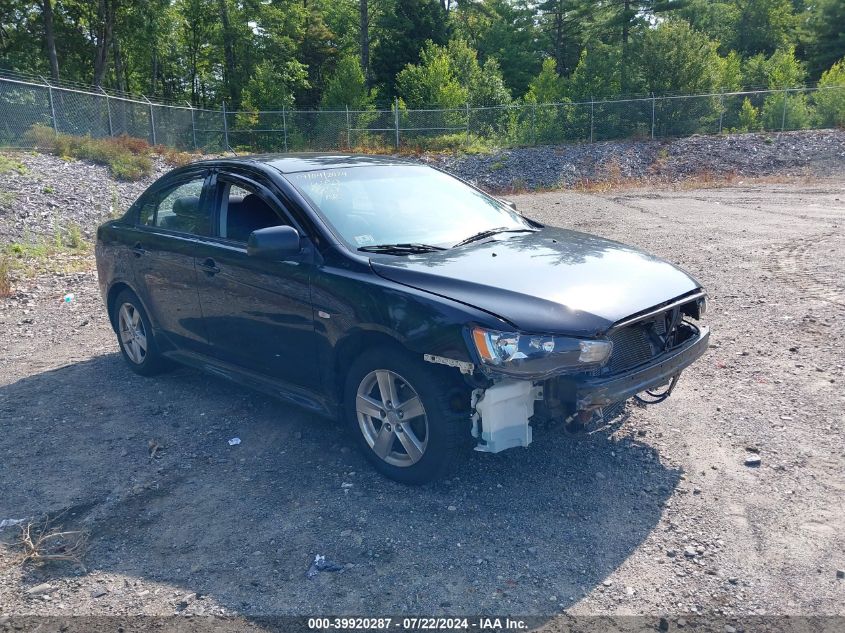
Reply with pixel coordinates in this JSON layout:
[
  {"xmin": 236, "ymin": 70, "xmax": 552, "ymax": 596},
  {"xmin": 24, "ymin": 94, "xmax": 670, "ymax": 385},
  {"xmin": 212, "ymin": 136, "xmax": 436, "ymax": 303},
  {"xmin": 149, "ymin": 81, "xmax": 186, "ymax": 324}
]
[
  {"xmin": 286, "ymin": 165, "xmax": 531, "ymax": 249},
  {"xmin": 215, "ymin": 180, "xmax": 287, "ymax": 242},
  {"xmin": 141, "ymin": 176, "xmax": 210, "ymax": 236}
]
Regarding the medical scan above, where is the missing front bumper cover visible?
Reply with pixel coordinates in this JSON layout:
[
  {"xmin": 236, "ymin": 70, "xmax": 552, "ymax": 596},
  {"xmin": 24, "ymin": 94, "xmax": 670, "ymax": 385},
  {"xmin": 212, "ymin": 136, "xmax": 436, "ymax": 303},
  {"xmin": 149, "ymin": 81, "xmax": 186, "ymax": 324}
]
[{"xmin": 471, "ymin": 380, "xmax": 540, "ymax": 453}]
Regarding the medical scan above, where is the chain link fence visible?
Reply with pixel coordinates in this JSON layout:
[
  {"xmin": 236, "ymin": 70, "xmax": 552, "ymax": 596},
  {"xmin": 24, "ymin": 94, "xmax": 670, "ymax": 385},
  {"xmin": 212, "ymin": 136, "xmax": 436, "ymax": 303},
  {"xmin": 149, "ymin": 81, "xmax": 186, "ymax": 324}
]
[{"xmin": 0, "ymin": 74, "xmax": 842, "ymax": 153}]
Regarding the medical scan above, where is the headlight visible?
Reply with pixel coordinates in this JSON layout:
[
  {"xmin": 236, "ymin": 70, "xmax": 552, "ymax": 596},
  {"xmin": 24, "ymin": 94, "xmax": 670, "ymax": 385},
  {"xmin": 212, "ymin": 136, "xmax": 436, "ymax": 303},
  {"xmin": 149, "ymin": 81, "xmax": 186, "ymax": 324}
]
[{"xmin": 470, "ymin": 327, "xmax": 612, "ymax": 378}]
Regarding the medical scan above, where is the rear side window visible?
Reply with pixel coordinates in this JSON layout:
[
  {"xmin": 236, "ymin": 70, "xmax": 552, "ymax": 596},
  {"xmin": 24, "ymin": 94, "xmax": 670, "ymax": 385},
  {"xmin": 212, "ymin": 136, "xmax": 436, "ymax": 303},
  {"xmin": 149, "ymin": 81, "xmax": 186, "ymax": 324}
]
[{"xmin": 140, "ymin": 177, "xmax": 210, "ymax": 236}]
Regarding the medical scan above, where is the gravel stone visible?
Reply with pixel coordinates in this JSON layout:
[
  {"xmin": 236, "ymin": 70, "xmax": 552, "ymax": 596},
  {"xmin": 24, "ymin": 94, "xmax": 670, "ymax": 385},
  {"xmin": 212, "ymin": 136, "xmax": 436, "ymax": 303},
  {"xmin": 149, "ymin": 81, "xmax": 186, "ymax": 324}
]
[{"xmin": 422, "ymin": 129, "xmax": 845, "ymax": 193}]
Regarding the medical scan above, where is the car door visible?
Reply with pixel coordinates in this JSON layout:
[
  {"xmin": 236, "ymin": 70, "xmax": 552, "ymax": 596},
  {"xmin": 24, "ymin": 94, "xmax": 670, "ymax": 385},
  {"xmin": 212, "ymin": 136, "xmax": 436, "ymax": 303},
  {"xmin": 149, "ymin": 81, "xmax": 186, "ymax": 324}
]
[
  {"xmin": 130, "ymin": 170, "xmax": 212, "ymax": 353},
  {"xmin": 192, "ymin": 170, "xmax": 319, "ymax": 391}
]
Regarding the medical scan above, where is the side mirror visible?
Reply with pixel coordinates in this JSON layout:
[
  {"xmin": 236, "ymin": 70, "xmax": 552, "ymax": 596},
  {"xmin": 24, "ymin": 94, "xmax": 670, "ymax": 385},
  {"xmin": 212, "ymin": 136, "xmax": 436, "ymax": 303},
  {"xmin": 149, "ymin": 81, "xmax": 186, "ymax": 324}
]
[
  {"xmin": 247, "ymin": 225, "xmax": 301, "ymax": 259},
  {"xmin": 500, "ymin": 199, "xmax": 517, "ymax": 211}
]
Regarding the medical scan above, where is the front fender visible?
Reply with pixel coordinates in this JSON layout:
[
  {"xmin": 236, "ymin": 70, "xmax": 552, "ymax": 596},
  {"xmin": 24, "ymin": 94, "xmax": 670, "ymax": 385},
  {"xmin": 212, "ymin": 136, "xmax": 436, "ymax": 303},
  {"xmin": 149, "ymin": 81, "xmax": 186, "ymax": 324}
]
[{"xmin": 311, "ymin": 259, "xmax": 509, "ymax": 408}]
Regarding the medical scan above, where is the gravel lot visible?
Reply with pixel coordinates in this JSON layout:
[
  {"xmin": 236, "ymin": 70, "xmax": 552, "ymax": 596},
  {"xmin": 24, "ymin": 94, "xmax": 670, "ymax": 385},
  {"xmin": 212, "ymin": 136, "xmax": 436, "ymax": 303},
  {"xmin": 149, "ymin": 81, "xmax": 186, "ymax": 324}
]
[{"xmin": 0, "ymin": 157, "xmax": 844, "ymax": 628}]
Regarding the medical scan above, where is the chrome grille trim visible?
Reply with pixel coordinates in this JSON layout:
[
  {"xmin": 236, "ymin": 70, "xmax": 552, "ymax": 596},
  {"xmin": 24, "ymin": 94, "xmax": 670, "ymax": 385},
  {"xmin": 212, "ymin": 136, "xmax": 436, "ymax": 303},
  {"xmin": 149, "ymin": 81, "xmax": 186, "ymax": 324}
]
[{"xmin": 609, "ymin": 290, "xmax": 705, "ymax": 331}]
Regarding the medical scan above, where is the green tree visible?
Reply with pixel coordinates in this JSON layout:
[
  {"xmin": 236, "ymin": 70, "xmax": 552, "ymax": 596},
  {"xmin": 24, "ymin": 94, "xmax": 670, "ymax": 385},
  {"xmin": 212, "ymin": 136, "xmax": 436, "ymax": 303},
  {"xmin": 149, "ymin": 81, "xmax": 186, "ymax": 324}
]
[
  {"xmin": 629, "ymin": 22, "xmax": 726, "ymax": 135},
  {"xmin": 521, "ymin": 58, "xmax": 570, "ymax": 143},
  {"xmin": 395, "ymin": 41, "xmax": 468, "ymax": 108},
  {"xmin": 757, "ymin": 47, "xmax": 811, "ymax": 129},
  {"xmin": 371, "ymin": 0, "xmax": 449, "ymax": 97},
  {"xmin": 676, "ymin": 1, "xmax": 739, "ymax": 55},
  {"xmin": 731, "ymin": 0, "xmax": 797, "ymax": 57},
  {"xmin": 451, "ymin": 0, "xmax": 541, "ymax": 98},
  {"xmin": 298, "ymin": 4, "xmax": 342, "ymax": 107},
  {"xmin": 814, "ymin": 58, "xmax": 845, "ymax": 128},
  {"xmin": 565, "ymin": 43, "xmax": 622, "ymax": 100},
  {"xmin": 174, "ymin": 0, "xmax": 219, "ymax": 105},
  {"xmin": 736, "ymin": 97, "xmax": 761, "ymax": 130},
  {"xmin": 443, "ymin": 39, "xmax": 511, "ymax": 106},
  {"xmin": 321, "ymin": 55, "xmax": 375, "ymax": 109},
  {"xmin": 526, "ymin": 58, "xmax": 566, "ymax": 104},
  {"xmin": 805, "ymin": 0, "xmax": 845, "ymax": 78},
  {"xmin": 537, "ymin": 0, "xmax": 586, "ymax": 76},
  {"xmin": 680, "ymin": 0, "xmax": 797, "ymax": 57},
  {"xmin": 591, "ymin": 0, "xmax": 687, "ymax": 47},
  {"xmin": 240, "ymin": 59, "xmax": 310, "ymax": 111},
  {"xmin": 629, "ymin": 21, "xmax": 725, "ymax": 95}
]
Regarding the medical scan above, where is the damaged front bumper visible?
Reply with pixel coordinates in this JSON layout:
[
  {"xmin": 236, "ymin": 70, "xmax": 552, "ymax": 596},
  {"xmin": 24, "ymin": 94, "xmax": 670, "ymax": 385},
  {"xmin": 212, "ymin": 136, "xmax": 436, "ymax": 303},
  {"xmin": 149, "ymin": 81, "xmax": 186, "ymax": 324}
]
[
  {"xmin": 470, "ymin": 324, "xmax": 710, "ymax": 453},
  {"xmin": 575, "ymin": 325, "xmax": 710, "ymax": 409}
]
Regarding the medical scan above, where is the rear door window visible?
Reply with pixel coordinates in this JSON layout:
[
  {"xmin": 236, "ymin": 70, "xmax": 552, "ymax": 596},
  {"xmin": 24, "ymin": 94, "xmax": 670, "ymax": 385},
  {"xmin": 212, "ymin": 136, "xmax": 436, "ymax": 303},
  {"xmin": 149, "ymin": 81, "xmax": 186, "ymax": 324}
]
[{"xmin": 140, "ymin": 176, "xmax": 211, "ymax": 237}]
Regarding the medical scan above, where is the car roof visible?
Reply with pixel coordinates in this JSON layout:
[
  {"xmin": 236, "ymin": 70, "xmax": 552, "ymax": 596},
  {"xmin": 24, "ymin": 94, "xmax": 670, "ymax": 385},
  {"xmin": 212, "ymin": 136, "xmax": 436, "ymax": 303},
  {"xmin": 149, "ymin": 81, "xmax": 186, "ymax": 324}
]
[{"xmin": 190, "ymin": 153, "xmax": 416, "ymax": 174}]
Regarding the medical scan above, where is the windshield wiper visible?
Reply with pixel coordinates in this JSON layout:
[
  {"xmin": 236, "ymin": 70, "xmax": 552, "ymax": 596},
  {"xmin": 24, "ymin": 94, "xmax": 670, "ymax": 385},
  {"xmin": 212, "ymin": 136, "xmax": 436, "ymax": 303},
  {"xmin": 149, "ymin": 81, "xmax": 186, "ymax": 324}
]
[
  {"xmin": 358, "ymin": 243, "xmax": 447, "ymax": 254},
  {"xmin": 453, "ymin": 227, "xmax": 536, "ymax": 248}
]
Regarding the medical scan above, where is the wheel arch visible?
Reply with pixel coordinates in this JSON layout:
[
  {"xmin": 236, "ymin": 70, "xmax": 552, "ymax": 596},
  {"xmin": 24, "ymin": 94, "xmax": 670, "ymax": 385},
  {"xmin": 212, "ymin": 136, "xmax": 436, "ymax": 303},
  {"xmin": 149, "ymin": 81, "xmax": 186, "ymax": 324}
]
[
  {"xmin": 332, "ymin": 329, "xmax": 409, "ymax": 404},
  {"xmin": 106, "ymin": 281, "xmax": 154, "ymax": 333}
]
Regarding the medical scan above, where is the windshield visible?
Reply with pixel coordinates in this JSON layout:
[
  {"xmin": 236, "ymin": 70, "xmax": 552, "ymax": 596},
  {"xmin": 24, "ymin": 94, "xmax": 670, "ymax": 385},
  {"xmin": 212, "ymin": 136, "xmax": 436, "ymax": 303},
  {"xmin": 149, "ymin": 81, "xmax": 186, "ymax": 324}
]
[{"xmin": 286, "ymin": 165, "xmax": 532, "ymax": 249}]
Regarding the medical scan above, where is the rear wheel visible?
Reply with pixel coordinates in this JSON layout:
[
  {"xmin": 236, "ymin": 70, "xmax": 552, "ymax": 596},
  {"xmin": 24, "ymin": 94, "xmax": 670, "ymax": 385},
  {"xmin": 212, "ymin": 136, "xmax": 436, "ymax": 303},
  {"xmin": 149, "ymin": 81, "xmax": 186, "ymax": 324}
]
[
  {"xmin": 344, "ymin": 348, "xmax": 471, "ymax": 484},
  {"xmin": 112, "ymin": 289, "xmax": 170, "ymax": 376}
]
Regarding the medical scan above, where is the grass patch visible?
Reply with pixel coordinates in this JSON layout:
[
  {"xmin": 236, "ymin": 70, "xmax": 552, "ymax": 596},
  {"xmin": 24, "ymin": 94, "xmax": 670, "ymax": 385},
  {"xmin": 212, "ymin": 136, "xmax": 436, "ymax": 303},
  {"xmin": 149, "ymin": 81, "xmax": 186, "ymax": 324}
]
[
  {"xmin": 0, "ymin": 191, "xmax": 16, "ymax": 206},
  {"xmin": 0, "ymin": 154, "xmax": 27, "ymax": 175},
  {"xmin": 24, "ymin": 124, "xmax": 200, "ymax": 181},
  {"xmin": 348, "ymin": 132, "xmax": 498, "ymax": 157},
  {"xmin": 0, "ymin": 256, "xmax": 10, "ymax": 298},
  {"xmin": 2, "ymin": 225, "xmax": 93, "ymax": 283}
]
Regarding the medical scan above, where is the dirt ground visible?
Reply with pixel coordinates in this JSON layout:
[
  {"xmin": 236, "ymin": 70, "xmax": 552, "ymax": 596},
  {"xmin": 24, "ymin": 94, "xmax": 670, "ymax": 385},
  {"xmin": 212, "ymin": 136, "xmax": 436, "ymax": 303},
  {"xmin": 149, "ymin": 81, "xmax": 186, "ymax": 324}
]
[{"xmin": 1, "ymin": 180, "xmax": 843, "ymax": 628}]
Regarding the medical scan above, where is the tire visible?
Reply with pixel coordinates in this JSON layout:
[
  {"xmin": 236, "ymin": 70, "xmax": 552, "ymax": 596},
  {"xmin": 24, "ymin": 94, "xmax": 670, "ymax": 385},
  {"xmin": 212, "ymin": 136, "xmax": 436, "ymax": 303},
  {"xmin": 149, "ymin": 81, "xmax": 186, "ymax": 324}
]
[
  {"xmin": 343, "ymin": 347, "xmax": 472, "ymax": 485},
  {"xmin": 112, "ymin": 289, "xmax": 170, "ymax": 376}
]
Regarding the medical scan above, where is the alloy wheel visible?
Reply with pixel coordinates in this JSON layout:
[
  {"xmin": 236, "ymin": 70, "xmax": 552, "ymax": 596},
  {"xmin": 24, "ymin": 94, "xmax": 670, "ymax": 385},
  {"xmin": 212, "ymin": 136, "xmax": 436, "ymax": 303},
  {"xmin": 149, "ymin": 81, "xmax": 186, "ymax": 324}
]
[
  {"xmin": 118, "ymin": 302, "xmax": 147, "ymax": 364},
  {"xmin": 356, "ymin": 369, "xmax": 429, "ymax": 468}
]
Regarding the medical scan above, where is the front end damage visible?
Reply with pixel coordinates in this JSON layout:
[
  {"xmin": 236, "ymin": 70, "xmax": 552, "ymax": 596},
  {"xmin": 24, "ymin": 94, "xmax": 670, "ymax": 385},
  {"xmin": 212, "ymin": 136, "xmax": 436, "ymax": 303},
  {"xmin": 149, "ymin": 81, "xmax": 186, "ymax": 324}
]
[{"xmin": 430, "ymin": 292, "xmax": 710, "ymax": 453}]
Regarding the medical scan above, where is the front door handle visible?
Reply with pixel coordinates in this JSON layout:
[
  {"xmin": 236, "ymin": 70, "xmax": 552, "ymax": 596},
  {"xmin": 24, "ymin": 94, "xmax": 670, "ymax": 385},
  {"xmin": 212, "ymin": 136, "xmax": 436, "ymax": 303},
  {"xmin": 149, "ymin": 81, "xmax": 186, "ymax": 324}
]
[
  {"xmin": 132, "ymin": 242, "xmax": 147, "ymax": 257},
  {"xmin": 199, "ymin": 258, "xmax": 221, "ymax": 275}
]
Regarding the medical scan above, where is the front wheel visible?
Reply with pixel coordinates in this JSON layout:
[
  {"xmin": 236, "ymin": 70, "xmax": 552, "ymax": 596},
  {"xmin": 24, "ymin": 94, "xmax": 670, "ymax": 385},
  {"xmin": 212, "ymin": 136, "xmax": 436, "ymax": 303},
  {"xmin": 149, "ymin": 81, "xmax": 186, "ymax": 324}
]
[{"xmin": 344, "ymin": 348, "xmax": 471, "ymax": 484}]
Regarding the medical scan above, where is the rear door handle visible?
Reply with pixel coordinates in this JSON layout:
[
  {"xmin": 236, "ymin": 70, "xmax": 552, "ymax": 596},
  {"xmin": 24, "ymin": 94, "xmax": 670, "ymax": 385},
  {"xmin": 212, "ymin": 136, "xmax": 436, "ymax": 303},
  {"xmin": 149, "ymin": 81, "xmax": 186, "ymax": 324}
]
[
  {"xmin": 132, "ymin": 242, "xmax": 147, "ymax": 257},
  {"xmin": 199, "ymin": 258, "xmax": 221, "ymax": 275}
]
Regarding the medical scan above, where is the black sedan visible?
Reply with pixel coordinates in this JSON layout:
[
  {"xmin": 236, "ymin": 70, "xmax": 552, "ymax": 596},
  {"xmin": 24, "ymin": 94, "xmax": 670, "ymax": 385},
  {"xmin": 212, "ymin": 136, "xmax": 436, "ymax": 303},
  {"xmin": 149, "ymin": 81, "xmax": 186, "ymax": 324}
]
[{"xmin": 96, "ymin": 154, "xmax": 709, "ymax": 484}]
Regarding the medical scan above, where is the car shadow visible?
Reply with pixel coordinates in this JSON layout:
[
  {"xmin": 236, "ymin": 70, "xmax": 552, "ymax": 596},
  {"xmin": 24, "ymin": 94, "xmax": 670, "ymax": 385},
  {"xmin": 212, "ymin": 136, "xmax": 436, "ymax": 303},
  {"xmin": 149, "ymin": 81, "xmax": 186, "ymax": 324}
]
[{"xmin": 0, "ymin": 354, "xmax": 680, "ymax": 621}]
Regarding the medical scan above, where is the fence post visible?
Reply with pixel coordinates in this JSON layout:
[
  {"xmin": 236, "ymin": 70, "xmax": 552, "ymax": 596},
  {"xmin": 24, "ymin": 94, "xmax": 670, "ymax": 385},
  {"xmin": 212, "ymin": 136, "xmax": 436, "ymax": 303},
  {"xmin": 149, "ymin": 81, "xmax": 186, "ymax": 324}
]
[
  {"xmin": 142, "ymin": 95, "xmax": 156, "ymax": 145},
  {"xmin": 394, "ymin": 97, "xmax": 400, "ymax": 149},
  {"xmin": 781, "ymin": 89, "xmax": 788, "ymax": 132},
  {"xmin": 651, "ymin": 92, "xmax": 656, "ymax": 139},
  {"xmin": 718, "ymin": 90, "xmax": 724, "ymax": 135},
  {"xmin": 465, "ymin": 102, "xmax": 470, "ymax": 146},
  {"xmin": 589, "ymin": 96, "xmax": 594, "ymax": 144},
  {"xmin": 100, "ymin": 88, "xmax": 113, "ymax": 137},
  {"xmin": 186, "ymin": 101, "xmax": 197, "ymax": 150},
  {"xmin": 222, "ymin": 100, "xmax": 230, "ymax": 151},
  {"xmin": 282, "ymin": 106, "xmax": 288, "ymax": 152},
  {"xmin": 346, "ymin": 106, "xmax": 351, "ymax": 149},
  {"xmin": 40, "ymin": 76, "xmax": 59, "ymax": 136}
]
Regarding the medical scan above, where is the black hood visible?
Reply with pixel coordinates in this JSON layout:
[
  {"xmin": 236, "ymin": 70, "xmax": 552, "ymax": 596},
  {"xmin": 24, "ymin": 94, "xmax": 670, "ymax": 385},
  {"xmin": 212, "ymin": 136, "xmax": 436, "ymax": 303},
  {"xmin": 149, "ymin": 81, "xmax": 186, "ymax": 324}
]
[{"xmin": 369, "ymin": 227, "xmax": 701, "ymax": 337}]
